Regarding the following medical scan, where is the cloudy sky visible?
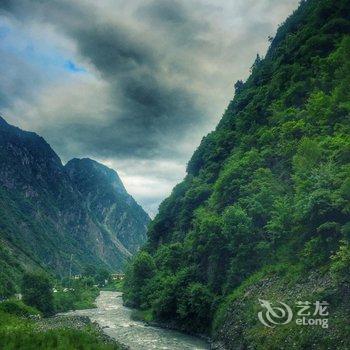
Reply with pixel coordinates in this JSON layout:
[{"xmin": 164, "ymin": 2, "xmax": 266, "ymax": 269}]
[{"xmin": 0, "ymin": 0, "xmax": 299, "ymax": 216}]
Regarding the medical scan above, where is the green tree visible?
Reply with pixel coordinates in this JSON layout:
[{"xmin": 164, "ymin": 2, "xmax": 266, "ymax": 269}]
[
  {"xmin": 123, "ymin": 252, "xmax": 156, "ymax": 307},
  {"xmin": 177, "ymin": 283, "xmax": 214, "ymax": 332},
  {"xmin": 21, "ymin": 272, "xmax": 54, "ymax": 316},
  {"xmin": 0, "ymin": 273, "xmax": 16, "ymax": 299},
  {"xmin": 331, "ymin": 241, "xmax": 350, "ymax": 286},
  {"xmin": 234, "ymin": 80, "xmax": 244, "ymax": 94},
  {"xmin": 95, "ymin": 269, "xmax": 111, "ymax": 286},
  {"xmin": 82, "ymin": 264, "xmax": 97, "ymax": 278},
  {"xmin": 154, "ymin": 243, "xmax": 184, "ymax": 274}
]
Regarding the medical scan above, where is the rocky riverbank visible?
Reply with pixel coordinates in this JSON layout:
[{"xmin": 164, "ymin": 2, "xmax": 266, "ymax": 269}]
[{"xmin": 142, "ymin": 319, "xmax": 213, "ymax": 347}]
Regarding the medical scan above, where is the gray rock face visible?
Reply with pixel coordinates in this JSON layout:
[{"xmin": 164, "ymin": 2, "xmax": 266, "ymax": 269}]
[
  {"xmin": 0, "ymin": 116, "xmax": 150, "ymax": 275},
  {"xmin": 65, "ymin": 158, "xmax": 149, "ymax": 255}
]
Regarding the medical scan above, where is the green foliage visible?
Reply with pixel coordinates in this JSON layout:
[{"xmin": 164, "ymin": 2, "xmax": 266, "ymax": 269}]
[
  {"xmin": 0, "ymin": 242, "xmax": 23, "ymax": 299},
  {"xmin": 123, "ymin": 251, "xmax": 156, "ymax": 307},
  {"xmin": 101, "ymin": 279, "xmax": 124, "ymax": 292},
  {"xmin": 53, "ymin": 285, "xmax": 99, "ymax": 313},
  {"xmin": 154, "ymin": 243, "xmax": 184, "ymax": 273},
  {"xmin": 331, "ymin": 240, "xmax": 350, "ymax": 285},
  {"xmin": 0, "ymin": 309, "xmax": 120, "ymax": 350},
  {"xmin": 124, "ymin": 0, "xmax": 350, "ymax": 345},
  {"xmin": 0, "ymin": 273, "xmax": 16, "ymax": 299},
  {"xmin": 0, "ymin": 284, "xmax": 121, "ymax": 349},
  {"xmin": 211, "ymin": 149, "xmax": 263, "ymax": 210},
  {"xmin": 21, "ymin": 272, "xmax": 54, "ymax": 316},
  {"xmin": 0, "ymin": 328, "xmax": 120, "ymax": 350},
  {"xmin": 82, "ymin": 265, "xmax": 112, "ymax": 287},
  {"xmin": 177, "ymin": 283, "xmax": 214, "ymax": 332},
  {"xmin": 0, "ymin": 300, "xmax": 40, "ymax": 318},
  {"xmin": 130, "ymin": 308, "xmax": 153, "ymax": 323}
]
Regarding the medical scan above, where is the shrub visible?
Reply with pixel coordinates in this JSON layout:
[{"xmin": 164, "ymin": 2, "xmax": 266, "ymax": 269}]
[
  {"xmin": 0, "ymin": 300, "xmax": 40, "ymax": 318},
  {"xmin": 21, "ymin": 272, "xmax": 54, "ymax": 316}
]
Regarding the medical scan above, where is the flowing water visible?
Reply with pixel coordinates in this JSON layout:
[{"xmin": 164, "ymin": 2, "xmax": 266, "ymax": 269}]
[{"xmin": 65, "ymin": 291, "xmax": 210, "ymax": 350}]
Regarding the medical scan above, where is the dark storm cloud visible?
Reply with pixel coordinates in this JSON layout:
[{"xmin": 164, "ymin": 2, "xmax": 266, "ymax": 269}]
[
  {"xmin": 138, "ymin": 0, "xmax": 189, "ymax": 25},
  {"xmin": 71, "ymin": 24, "xmax": 157, "ymax": 75},
  {"xmin": 66, "ymin": 19, "xmax": 204, "ymax": 150},
  {"xmin": 0, "ymin": 0, "xmax": 12, "ymax": 12},
  {"xmin": 135, "ymin": 0, "xmax": 208, "ymax": 40},
  {"xmin": 0, "ymin": 0, "xmax": 208, "ymax": 160}
]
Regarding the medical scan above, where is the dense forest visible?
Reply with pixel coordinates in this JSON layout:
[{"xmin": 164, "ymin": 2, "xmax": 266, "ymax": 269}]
[{"xmin": 124, "ymin": 0, "xmax": 350, "ymax": 348}]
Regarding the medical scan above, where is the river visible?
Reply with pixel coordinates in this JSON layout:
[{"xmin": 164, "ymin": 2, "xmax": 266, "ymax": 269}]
[{"xmin": 65, "ymin": 291, "xmax": 210, "ymax": 350}]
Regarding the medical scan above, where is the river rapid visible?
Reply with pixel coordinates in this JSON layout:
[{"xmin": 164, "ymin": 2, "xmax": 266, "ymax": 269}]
[{"xmin": 65, "ymin": 291, "xmax": 210, "ymax": 350}]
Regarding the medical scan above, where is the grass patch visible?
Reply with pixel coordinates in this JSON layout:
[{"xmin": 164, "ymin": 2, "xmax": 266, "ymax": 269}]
[
  {"xmin": 100, "ymin": 280, "xmax": 124, "ymax": 292},
  {"xmin": 54, "ymin": 287, "xmax": 99, "ymax": 312},
  {"xmin": 0, "ymin": 326, "xmax": 120, "ymax": 350},
  {"xmin": 130, "ymin": 309, "xmax": 154, "ymax": 323},
  {"xmin": 0, "ymin": 299, "xmax": 41, "ymax": 319},
  {"xmin": 0, "ymin": 305, "xmax": 122, "ymax": 350}
]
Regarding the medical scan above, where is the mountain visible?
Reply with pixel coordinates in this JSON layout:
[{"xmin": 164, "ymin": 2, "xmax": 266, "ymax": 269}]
[
  {"xmin": 65, "ymin": 158, "xmax": 149, "ymax": 255},
  {"xmin": 0, "ymin": 116, "xmax": 150, "ymax": 284},
  {"xmin": 123, "ymin": 0, "xmax": 350, "ymax": 348}
]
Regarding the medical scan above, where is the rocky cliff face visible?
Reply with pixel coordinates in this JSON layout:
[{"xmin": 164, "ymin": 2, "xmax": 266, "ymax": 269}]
[
  {"xmin": 65, "ymin": 158, "xmax": 149, "ymax": 255},
  {"xmin": 0, "ymin": 116, "xmax": 149, "ymax": 275}
]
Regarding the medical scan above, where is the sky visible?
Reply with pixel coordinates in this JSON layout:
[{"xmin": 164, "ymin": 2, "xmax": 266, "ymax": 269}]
[{"xmin": 0, "ymin": 0, "xmax": 299, "ymax": 217}]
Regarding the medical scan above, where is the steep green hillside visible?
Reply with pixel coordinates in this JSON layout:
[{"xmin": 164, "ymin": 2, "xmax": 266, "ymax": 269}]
[
  {"xmin": 124, "ymin": 0, "xmax": 350, "ymax": 348},
  {"xmin": 0, "ymin": 117, "xmax": 149, "ymax": 288},
  {"xmin": 0, "ymin": 241, "xmax": 26, "ymax": 298}
]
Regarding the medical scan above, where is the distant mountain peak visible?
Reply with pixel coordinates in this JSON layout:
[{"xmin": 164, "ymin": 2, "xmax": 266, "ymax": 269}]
[
  {"xmin": 65, "ymin": 157, "xmax": 149, "ymax": 255},
  {"xmin": 65, "ymin": 157, "xmax": 127, "ymax": 195},
  {"xmin": 0, "ymin": 115, "xmax": 9, "ymax": 125},
  {"xmin": 0, "ymin": 116, "xmax": 15, "ymax": 131}
]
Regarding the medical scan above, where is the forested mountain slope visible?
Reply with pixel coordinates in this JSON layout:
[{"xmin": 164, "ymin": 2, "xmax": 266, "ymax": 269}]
[
  {"xmin": 0, "ymin": 117, "xmax": 150, "ymax": 288},
  {"xmin": 124, "ymin": 0, "xmax": 350, "ymax": 348}
]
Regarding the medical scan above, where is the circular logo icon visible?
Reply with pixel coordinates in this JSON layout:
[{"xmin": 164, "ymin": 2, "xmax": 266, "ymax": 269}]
[{"xmin": 258, "ymin": 299, "xmax": 293, "ymax": 328}]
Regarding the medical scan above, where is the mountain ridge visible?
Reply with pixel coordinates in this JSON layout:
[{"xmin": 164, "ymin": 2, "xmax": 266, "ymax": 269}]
[
  {"xmin": 65, "ymin": 157, "xmax": 149, "ymax": 254},
  {"xmin": 0, "ymin": 116, "xmax": 150, "ymax": 282}
]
